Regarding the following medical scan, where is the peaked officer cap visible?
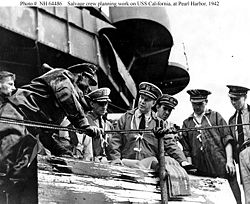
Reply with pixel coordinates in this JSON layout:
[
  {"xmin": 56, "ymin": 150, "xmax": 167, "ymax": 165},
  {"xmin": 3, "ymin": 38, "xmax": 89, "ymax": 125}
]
[
  {"xmin": 157, "ymin": 94, "xmax": 178, "ymax": 109},
  {"xmin": 227, "ymin": 85, "xmax": 250, "ymax": 98},
  {"xmin": 139, "ymin": 82, "xmax": 162, "ymax": 100},
  {"xmin": 67, "ymin": 63, "xmax": 97, "ymax": 86},
  {"xmin": 187, "ymin": 89, "xmax": 211, "ymax": 103},
  {"xmin": 87, "ymin": 87, "xmax": 111, "ymax": 102}
]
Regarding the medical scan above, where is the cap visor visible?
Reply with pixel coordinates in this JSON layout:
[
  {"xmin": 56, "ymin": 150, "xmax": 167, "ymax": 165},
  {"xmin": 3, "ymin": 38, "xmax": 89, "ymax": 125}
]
[
  {"xmin": 161, "ymin": 103, "xmax": 175, "ymax": 109},
  {"xmin": 190, "ymin": 99, "xmax": 206, "ymax": 103},
  {"xmin": 228, "ymin": 93, "xmax": 245, "ymax": 98}
]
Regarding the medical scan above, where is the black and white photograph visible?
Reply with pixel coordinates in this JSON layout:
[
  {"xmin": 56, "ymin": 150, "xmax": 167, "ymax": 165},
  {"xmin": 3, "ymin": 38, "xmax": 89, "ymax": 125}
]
[{"xmin": 0, "ymin": 2, "xmax": 249, "ymax": 203}]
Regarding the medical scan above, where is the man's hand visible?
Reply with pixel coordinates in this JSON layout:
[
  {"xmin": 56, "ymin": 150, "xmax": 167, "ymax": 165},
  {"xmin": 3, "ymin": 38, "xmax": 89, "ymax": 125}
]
[
  {"xmin": 153, "ymin": 126, "xmax": 166, "ymax": 138},
  {"xmin": 85, "ymin": 126, "xmax": 104, "ymax": 138},
  {"xmin": 172, "ymin": 124, "xmax": 180, "ymax": 134},
  {"xmin": 226, "ymin": 160, "xmax": 235, "ymax": 176}
]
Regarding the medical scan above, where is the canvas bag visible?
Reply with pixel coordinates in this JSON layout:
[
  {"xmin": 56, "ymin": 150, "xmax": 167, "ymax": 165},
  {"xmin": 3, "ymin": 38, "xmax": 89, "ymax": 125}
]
[{"xmin": 164, "ymin": 156, "xmax": 190, "ymax": 198}]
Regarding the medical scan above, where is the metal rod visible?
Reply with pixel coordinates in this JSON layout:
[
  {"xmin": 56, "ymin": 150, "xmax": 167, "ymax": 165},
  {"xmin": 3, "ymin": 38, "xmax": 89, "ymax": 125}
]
[
  {"xmin": 105, "ymin": 122, "xmax": 250, "ymax": 134},
  {"xmin": 176, "ymin": 123, "xmax": 248, "ymax": 133},
  {"xmin": 0, "ymin": 117, "xmax": 249, "ymax": 135},
  {"xmin": 0, "ymin": 117, "xmax": 81, "ymax": 132}
]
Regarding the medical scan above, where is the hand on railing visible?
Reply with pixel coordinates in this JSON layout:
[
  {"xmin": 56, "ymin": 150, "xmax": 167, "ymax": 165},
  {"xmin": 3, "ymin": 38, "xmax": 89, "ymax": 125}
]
[{"xmin": 85, "ymin": 126, "xmax": 104, "ymax": 138}]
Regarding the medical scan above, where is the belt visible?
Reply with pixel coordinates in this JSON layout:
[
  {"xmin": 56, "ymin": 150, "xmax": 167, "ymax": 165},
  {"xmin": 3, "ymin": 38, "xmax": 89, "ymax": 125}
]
[{"xmin": 240, "ymin": 140, "xmax": 250, "ymax": 153}]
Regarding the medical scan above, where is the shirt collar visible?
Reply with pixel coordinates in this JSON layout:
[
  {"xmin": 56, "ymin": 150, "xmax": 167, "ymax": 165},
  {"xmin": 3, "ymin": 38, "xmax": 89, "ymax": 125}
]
[
  {"xmin": 188, "ymin": 109, "xmax": 211, "ymax": 119},
  {"xmin": 135, "ymin": 109, "xmax": 151, "ymax": 119},
  {"xmin": 241, "ymin": 104, "xmax": 248, "ymax": 113}
]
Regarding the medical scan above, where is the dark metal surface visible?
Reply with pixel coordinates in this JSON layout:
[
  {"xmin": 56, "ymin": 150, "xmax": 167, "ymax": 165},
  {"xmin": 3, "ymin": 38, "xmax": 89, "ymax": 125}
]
[
  {"xmin": 100, "ymin": 34, "xmax": 137, "ymax": 98},
  {"xmin": 102, "ymin": 7, "xmax": 189, "ymax": 95},
  {"xmin": 160, "ymin": 62, "xmax": 190, "ymax": 95},
  {"xmin": 0, "ymin": 7, "xmax": 189, "ymax": 111}
]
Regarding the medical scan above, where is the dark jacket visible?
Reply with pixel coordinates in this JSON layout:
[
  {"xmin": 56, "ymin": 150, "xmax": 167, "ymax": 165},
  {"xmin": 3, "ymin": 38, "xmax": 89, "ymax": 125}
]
[
  {"xmin": 10, "ymin": 68, "xmax": 89, "ymax": 128},
  {"xmin": 0, "ymin": 68, "xmax": 89, "ymax": 179},
  {"xmin": 180, "ymin": 109, "xmax": 233, "ymax": 178}
]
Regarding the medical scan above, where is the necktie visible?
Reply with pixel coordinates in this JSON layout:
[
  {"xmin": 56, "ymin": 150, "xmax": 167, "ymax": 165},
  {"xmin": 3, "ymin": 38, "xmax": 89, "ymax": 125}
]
[
  {"xmin": 98, "ymin": 117, "xmax": 107, "ymax": 156},
  {"xmin": 139, "ymin": 113, "xmax": 146, "ymax": 129},
  {"xmin": 237, "ymin": 110, "xmax": 244, "ymax": 147},
  {"xmin": 99, "ymin": 117, "xmax": 103, "ymax": 128}
]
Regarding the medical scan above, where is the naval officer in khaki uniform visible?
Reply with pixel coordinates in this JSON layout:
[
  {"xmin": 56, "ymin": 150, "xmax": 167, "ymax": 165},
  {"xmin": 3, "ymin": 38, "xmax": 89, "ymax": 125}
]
[
  {"xmin": 228, "ymin": 85, "xmax": 250, "ymax": 204},
  {"xmin": 86, "ymin": 87, "xmax": 114, "ymax": 163}
]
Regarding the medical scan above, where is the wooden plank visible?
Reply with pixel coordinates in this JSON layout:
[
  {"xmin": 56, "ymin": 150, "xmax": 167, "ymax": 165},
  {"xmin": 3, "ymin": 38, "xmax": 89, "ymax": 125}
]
[
  {"xmin": 38, "ymin": 170, "xmax": 161, "ymax": 204},
  {"xmin": 38, "ymin": 155, "xmax": 157, "ymax": 185},
  {"xmin": 38, "ymin": 155, "xmax": 236, "ymax": 204}
]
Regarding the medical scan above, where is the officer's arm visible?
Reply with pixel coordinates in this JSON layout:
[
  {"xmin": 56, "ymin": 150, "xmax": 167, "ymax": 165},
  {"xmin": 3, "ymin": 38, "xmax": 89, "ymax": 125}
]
[
  {"xmin": 179, "ymin": 122, "xmax": 192, "ymax": 160},
  {"xmin": 48, "ymin": 70, "xmax": 89, "ymax": 128},
  {"xmin": 109, "ymin": 114, "xmax": 126, "ymax": 161},
  {"xmin": 164, "ymin": 134, "xmax": 188, "ymax": 164}
]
